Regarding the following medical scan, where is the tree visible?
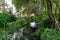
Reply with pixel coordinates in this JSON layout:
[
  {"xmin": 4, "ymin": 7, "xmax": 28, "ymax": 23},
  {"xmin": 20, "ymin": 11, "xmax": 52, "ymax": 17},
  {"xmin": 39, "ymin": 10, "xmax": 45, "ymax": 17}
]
[
  {"xmin": 46, "ymin": 0, "xmax": 55, "ymax": 27},
  {"xmin": 12, "ymin": 0, "xmax": 60, "ymax": 30}
]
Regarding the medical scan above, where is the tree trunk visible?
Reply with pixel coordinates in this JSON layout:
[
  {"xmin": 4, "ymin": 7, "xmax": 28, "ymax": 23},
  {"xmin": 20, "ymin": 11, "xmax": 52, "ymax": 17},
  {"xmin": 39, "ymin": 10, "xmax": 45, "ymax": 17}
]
[{"xmin": 46, "ymin": 0, "xmax": 58, "ymax": 28}]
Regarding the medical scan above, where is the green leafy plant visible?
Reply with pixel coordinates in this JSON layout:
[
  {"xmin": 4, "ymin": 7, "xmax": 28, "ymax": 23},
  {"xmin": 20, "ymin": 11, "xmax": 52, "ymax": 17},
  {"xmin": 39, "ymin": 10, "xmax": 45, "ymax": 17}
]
[
  {"xmin": 7, "ymin": 20, "xmax": 22, "ymax": 33},
  {"xmin": 0, "ymin": 11, "xmax": 16, "ymax": 28},
  {"xmin": 40, "ymin": 28, "xmax": 60, "ymax": 40},
  {"xmin": 41, "ymin": 17, "xmax": 53, "ymax": 28}
]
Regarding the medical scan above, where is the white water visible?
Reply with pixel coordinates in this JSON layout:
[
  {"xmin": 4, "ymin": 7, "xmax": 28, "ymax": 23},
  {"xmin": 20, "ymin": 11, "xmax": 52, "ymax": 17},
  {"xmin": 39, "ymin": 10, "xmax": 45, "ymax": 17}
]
[{"xmin": 5, "ymin": 0, "xmax": 16, "ymax": 14}]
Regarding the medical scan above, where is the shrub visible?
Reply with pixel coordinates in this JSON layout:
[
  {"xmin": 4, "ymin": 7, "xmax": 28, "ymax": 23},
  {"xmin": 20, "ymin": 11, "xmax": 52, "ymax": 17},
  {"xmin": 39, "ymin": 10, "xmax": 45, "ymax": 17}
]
[
  {"xmin": 40, "ymin": 28, "xmax": 60, "ymax": 40},
  {"xmin": 0, "ymin": 20, "xmax": 21, "ymax": 40},
  {"xmin": 7, "ymin": 20, "xmax": 21, "ymax": 33},
  {"xmin": 0, "ymin": 29, "xmax": 10, "ymax": 40},
  {"xmin": 0, "ymin": 11, "xmax": 16, "ymax": 28},
  {"xmin": 41, "ymin": 17, "xmax": 53, "ymax": 28}
]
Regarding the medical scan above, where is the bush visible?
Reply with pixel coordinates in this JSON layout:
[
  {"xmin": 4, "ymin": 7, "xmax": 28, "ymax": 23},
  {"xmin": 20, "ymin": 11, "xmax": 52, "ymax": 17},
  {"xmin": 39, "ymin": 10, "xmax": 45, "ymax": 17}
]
[
  {"xmin": 40, "ymin": 28, "xmax": 60, "ymax": 40},
  {"xmin": 0, "ymin": 20, "xmax": 22, "ymax": 40},
  {"xmin": 0, "ymin": 29, "xmax": 10, "ymax": 40},
  {"xmin": 41, "ymin": 17, "xmax": 53, "ymax": 28},
  {"xmin": 0, "ymin": 11, "xmax": 16, "ymax": 28},
  {"xmin": 7, "ymin": 20, "xmax": 22, "ymax": 33}
]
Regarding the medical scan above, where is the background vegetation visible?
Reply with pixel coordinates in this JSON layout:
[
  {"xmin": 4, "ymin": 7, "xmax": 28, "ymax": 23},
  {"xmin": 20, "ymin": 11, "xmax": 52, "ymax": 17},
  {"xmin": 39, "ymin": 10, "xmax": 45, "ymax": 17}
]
[{"xmin": 0, "ymin": 0, "xmax": 60, "ymax": 40}]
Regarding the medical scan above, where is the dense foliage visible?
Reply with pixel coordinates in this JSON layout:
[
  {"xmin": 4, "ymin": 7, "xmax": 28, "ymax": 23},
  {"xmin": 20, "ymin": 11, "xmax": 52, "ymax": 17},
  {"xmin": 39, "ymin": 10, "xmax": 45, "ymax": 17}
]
[
  {"xmin": 40, "ymin": 28, "xmax": 60, "ymax": 40},
  {"xmin": 0, "ymin": 11, "xmax": 16, "ymax": 28},
  {"xmin": 0, "ymin": 0, "xmax": 60, "ymax": 40},
  {"xmin": 0, "ymin": 20, "xmax": 22, "ymax": 40}
]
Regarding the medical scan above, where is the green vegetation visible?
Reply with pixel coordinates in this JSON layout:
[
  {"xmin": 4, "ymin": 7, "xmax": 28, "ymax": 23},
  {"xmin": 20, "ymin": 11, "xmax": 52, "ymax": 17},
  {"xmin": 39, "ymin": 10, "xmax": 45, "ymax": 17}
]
[
  {"xmin": 0, "ymin": 11, "xmax": 16, "ymax": 28},
  {"xmin": 41, "ymin": 28, "xmax": 60, "ymax": 40},
  {"xmin": 0, "ymin": 0, "xmax": 60, "ymax": 40}
]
